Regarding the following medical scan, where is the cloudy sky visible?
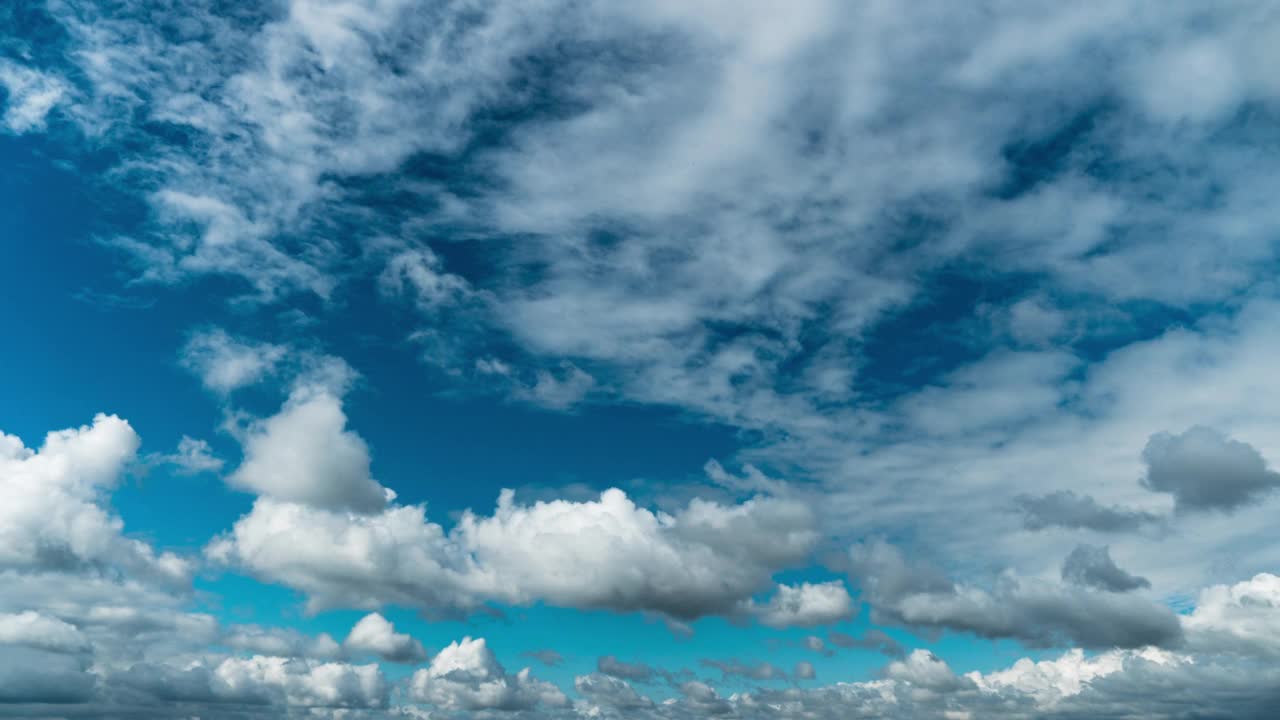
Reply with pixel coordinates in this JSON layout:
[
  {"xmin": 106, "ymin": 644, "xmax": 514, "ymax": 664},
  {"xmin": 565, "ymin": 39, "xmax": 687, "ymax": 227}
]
[{"xmin": 3, "ymin": 1, "xmax": 1280, "ymax": 717}]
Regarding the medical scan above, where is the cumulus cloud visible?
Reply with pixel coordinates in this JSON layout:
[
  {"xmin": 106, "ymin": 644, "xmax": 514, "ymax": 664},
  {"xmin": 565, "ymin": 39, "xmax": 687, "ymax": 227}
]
[
  {"xmin": 1141, "ymin": 426, "xmax": 1280, "ymax": 513},
  {"xmin": 0, "ymin": 58, "xmax": 67, "ymax": 133},
  {"xmin": 227, "ymin": 386, "xmax": 391, "ymax": 513},
  {"xmin": 850, "ymin": 541, "xmax": 1181, "ymax": 649},
  {"xmin": 209, "ymin": 486, "xmax": 818, "ymax": 621},
  {"xmin": 155, "ymin": 435, "xmax": 224, "ymax": 475},
  {"xmin": 738, "ymin": 581, "xmax": 855, "ymax": 628},
  {"xmin": 597, "ymin": 655, "xmax": 658, "ymax": 683},
  {"xmin": 116, "ymin": 655, "xmax": 388, "ymax": 709},
  {"xmin": 1061, "ymin": 544, "xmax": 1150, "ymax": 593},
  {"xmin": 702, "ymin": 658, "xmax": 787, "ymax": 683},
  {"xmin": 407, "ymin": 636, "xmax": 566, "ymax": 712},
  {"xmin": 343, "ymin": 612, "xmax": 426, "ymax": 664}
]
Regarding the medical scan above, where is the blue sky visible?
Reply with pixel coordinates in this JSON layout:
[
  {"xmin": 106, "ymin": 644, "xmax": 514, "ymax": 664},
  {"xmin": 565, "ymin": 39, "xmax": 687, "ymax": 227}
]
[{"xmin": 3, "ymin": 2, "xmax": 1280, "ymax": 718}]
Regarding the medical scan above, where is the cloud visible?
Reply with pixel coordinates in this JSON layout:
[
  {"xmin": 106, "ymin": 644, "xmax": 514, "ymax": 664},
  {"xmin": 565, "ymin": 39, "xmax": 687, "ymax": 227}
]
[
  {"xmin": 116, "ymin": 656, "xmax": 389, "ymax": 709},
  {"xmin": 155, "ymin": 436, "xmax": 224, "ymax": 475},
  {"xmin": 574, "ymin": 672, "xmax": 655, "ymax": 712},
  {"xmin": 1183, "ymin": 573, "xmax": 1280, "ymax": 658},
  {"xmin": 342, "ymin": 612, "xmax": 426, "ymax": 664},
  {"xmin": 702, "ymin": 658, "xmax": 787, "ymax": 683},
  {"xmin": 0, "ymin": 611, "xmax": 89, "ymax": 654},
  {"xmin": 209, "ymin": 486, "xmax": 818, "ymax": 621},
  {"xmin": 1014, "ymin": 491, "xmax": 1160, "ymax": 533},
  {"xmin": 828, "ymin": 629, "xmax": 906, "ymax": 658},
  {"xmin": 227, "ymin": 386, "xmax": 391, "ymax": 513},
  {"xmin": 850, "ymin": 541, "xmax": 1181, "ymax": 649},
  {"xmin": 739, "ymin": 581, "xmax": 855, "ymax": 628},
  {"xmin": 885, "ymin": 649, "xmax": 970, "ymax": 692},
  {"xmin": 407, "ymin": 636, "xmax": 566, "ymax": 712},
  {"xmin": 0, "ymin": 414, "xmax": 191, "ymax": 584},
  {"xmin": 523, "ymin": 648, "xmax": 564, "ymax": 667},
  {"xmin": 597, "ymin": 655, "xmax": 659, "ymax": 683},
  {"xmin": 180, "ymin": 328, "xmax": 286, "ymax": 394},
  {"xmin": 1141, "ymin": 426, "xmax": 1280, "ymax": 513},
  {"xmin": 1061, "ymin": 545, "xmax": 1150, "ymax": 593},
  {"xmin": 0, "ymin": 58, "xmax": 67, "ymax": 133}
]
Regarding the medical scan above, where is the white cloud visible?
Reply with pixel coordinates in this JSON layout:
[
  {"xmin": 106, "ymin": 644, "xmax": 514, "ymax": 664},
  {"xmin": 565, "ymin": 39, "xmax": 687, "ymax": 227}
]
[
  {"xmin": 740, "ymin": 581, "xmax": 855, "ymax": 628},
  {"xmin": 181, "ymin": 328, "xmax": 286, "ymax": 394},
  {"xmin": 227, "ymin": 386, "xmax": 391, "ymax": 513},
  {"xmin": 343, "ymin": 612, "xmax": 426, "ymax": 664},
  {"xmin": 408, "ymin": 636, "xmax": 566, "ymax": 712},
  {"xmin": 0, "ymin": 611, "xmax": 89, "ymax": 654},
  {"xmin": 0, "ymin": 59, "xmax": 67, "ymax": 133}
]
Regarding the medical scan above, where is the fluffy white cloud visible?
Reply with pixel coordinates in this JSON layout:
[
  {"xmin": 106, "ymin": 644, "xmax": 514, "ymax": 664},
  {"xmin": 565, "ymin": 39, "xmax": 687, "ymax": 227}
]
[
  {"xmin": 228, "ymin": 386, "xmax": 391, "ymax": 513},
  {"xmin": 0, "ymin": 611, "xmax": 89, "ymax": 654},
  {"xmin": 209, "ymin": 487, "xmax": 817, "ymax": 620},
  {"xmin": 408, "ymin": 636, "xmax": 566, "ymax": 712},
  {"xmin": 1183, "ymin": 573, "xmax": 1280, "ymax": 658},
  {"xmin": 0, "ymin": 59, "xmax": 67, "ymax": 133},
  {"xmin": 0, "ymin": 414, "xmax": 191, "ymax": 584},
  {"xmin": 343, "ymin": 612, "xmax": 426, "ymax": 663}
]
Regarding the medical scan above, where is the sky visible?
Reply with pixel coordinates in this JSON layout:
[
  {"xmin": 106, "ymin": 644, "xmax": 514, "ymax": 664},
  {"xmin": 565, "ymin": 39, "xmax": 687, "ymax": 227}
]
[{"xmin": 2, "ymin": 0, "xmax": 1280, "ymax": 717}]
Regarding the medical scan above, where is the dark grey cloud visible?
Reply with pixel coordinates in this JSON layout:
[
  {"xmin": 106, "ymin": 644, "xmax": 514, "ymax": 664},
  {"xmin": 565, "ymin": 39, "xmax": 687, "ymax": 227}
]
[
  {"xmin": 1142, "ymin": 426, "xmax": 1280, "ymax": 513},
  {"xmin": 1062, "ymin": 544, "xmax": 1150, "ymax": 592},
  {"xmin": 1014, "ymin": 490, "xmax": 1160, "ymax": 532}
]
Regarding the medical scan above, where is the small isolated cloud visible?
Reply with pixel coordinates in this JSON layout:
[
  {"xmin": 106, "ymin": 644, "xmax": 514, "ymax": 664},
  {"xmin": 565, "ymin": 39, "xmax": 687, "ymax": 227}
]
[
  {"xmin": 1142, "ymin": 426, "xmax": 1280, "ymax": 513},
  {"xmin": 342, "ymin": 612, "xmax": 426, "ymax": 664},
  {"xmin": 739, "ymin": 581, "xmax": 856, "ymax": 628}
]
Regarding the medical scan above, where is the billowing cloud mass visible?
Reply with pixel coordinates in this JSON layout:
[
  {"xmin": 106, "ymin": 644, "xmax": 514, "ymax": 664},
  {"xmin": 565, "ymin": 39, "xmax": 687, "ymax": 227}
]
[
  {"xmin": 408, "ymin": 636, "xmax": 567, "ymax": 712},
  {"xmin": 850, "ymin": 541, "xmax": 1181, "ymax": 649},
  {"xmin": 6, "ymin": 0, "xmax": 1280, "ymax": 716},
  {"xmin": 209, "ymin": 486, "xmax": 819, "ymax": 621}
]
